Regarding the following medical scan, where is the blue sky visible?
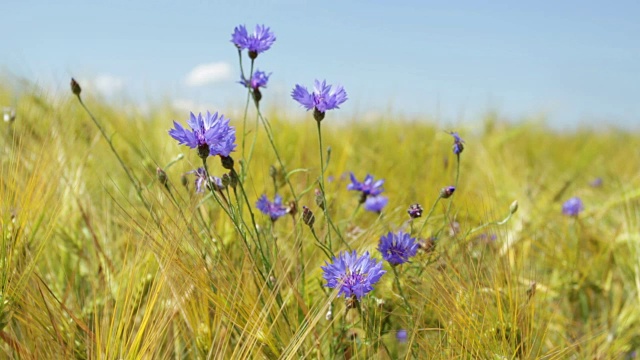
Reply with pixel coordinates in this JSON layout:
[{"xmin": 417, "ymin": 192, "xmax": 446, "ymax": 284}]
[{"xmin": 2, "ymin": 0, "xmax": 639, "ymax": 128}]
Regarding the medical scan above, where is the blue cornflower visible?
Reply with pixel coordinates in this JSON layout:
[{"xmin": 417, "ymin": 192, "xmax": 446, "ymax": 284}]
[
  {"xmin": 231, "ymin": 24, "xmax": 276, "ymax": 58},
  {"xmin": 378, "ymin": 231, "xmax": 419, "ymax": 265},
  {"xmin": 291, "ymin": 80, "xmax": 348, "ymax": 121},
  {"xmin": 240, "ymin": 70, "xmax": 271, "ymax": 90},
  {"xmin": 348, "ymin": 173, "xmax": 385, "ymax": 199},
  {"xmin": 189, "ymin": 168, "xmax": 223, "ymax": 193},
  {"xmin": 562, "ymin": 197, "xmax": 584, "ymax": 217},
  {"xmin": 169, "ymin": 112, "xmax": 236, "ymax": 159},
  {"xmin": 449, "ymin": 131, "xmax": 465, "ymax": 155},
  {"xmin": 256, "ymin": 194, "xmax": 287, "ymax": 222},
  {"xmin": 396, "ymin": 329, "xmax": 408, "ymax": 343},
  {"xmin": 321, "ymin": 251, "xmax": 386, "ymax": 300},
  {"xmin": 589, "ymin": 177, "xmax": 603, "ymax": 188},
  {"xmin": 364, "ymin": 195, "xmax": 388, "ymax": 213}
]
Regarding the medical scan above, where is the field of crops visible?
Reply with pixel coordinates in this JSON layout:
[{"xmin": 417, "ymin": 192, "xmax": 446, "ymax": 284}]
[{"xmin": 1, "ymin": 24, "xmax": 640, "ymax": 360}]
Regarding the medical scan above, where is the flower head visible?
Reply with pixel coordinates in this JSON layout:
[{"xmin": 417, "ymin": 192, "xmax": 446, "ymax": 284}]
[
  {"xmin": 348, "ymin": 173, "xmax": 384, "ymax": 199},
  {"xmin": 291, "ymin": 80, "xmax": 348, "ymax": 120},
  {"xmin": 364, "ymin": 195, "xmax": 388, "ymax": 213},
  {"xmin": 378, "ymin": 231, "xmax": 419, "ymax": 265},
  {"xmin": 240, "ymin": 70, "xmax": 271, "ymax": 90},
  {"xmin": 231, "ymin": 24, "xmax": 276, "ymax": 57},
  {"xmin": 396, "ymin": 329, "xmax": 408, "ymax": 343},
  {"xmin": 256, "ymin": 194, "xmax": 287, "ymax": 222},
  {"xmin": 169, "ymin": 112, "xmax": 236, "ymax": 159},
  {"xmin": 407, "ymin": 203, "xmax": 423, "ymax": 219},
  {"xmin": 589, "ymin": 177, "xmax": 603, "ymax": 188},
  {"xmin": 321, "ymin": 251, "xmax": 386, "ymax": 300},
  {"xmin": 449, "ymin": 131, "xmax": 465, "ymax": 155},
  {"xmin": 189, "ymin": 168, "xmax": 223, "ymax": 193},
  {"xmin": 562, "ymin": 197, "xmax": 584, "ymax": 217}
]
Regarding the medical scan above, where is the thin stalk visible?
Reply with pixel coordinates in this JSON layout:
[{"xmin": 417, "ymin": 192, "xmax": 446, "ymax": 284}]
[
  {"xmin": 445, "ymin": 153, "xmax": 460, "ymax": 216},
  {"xmin": 391, "ymin": 266, "xmax": 412, "ymax": 314},
  {"xmin": 416, "ymin": 196, "xmax": 442, "ymax": 237},
  {"xmin": 240, "ymin": 60, "xmax": 256, "ymax": 180},
  {"xmin": 391, "ymin": 266, "xmax": 418, "ymax": 359},
  {"xmin": 202, "ymin": 160, "xmax": 269, "ymax": 281},
  {"xmin": 75, "ymin": 96, "xmax": 148, "ymax": 210},
  {"xmin": 316, "ymin": 120, "xmax": 333, "ymax": 251},
  {"xmin": 310, "ymin": 228, "xmax": 334, "ymax": 260},
  {"xmin": 256, "ymin": 108, "xmax": 299, "ymax": 203}
]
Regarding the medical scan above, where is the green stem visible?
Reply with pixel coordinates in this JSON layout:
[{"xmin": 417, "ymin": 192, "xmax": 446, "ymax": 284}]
[
  {"xmin": 392, "ymin": 266, "xmax": 412, "ymax": 314},
  {"xmin": 416, "ymin": 196, "xmax": 442, "ymax": 237},
  {"xmin": 256, "ymin": 109, "xmax": 300, "ymax": 203},
  {"xmin": 310, "ymin": 228, "xmax": 334, "ymax": 260},
  {"xmin": 445, "ymin": 153, "xmax": 460, "ymax": 216},
  {"xmin": 391, "ymin": 266, "xmax": 418, "ymax": 358},
  {"xmin": 240, "ymin": 59, "xmax": 255, "ymax": 181},
  {"xmin": 316, "ymin": 120, "xmax": 333, "ymax": 251}
]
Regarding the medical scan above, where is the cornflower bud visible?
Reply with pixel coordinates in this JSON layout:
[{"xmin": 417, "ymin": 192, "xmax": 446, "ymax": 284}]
[
  {"xmin": 302, "ymin": 206, "xmax": 315, "ymax": 228},
  {"xmin": 70, "ymin": 78, "xmax": 82, "ymax": 97},
  {"xmin": 407, "ymin": 203, "xmax": 423, "ymax": 219},
  {"xmin": 314, "ymin": 189, "xmax": 325, "ymax": 210},
  {"xmin": 156, "ymin": 167, "xmax": 168, "ymax": 186},
  {"xmin": 220, "ymin": 155, "xmax": 234, "ymax": 170},
  {"xmin": 440, "ymin": 186, "xmax": 456, "ymax": 199}
]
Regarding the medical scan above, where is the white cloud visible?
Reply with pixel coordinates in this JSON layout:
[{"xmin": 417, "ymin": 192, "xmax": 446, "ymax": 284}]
[
  {"xmin": 184, "ymin": 62, "xmax": 232, "ymax": 87},
  {"xmin": 93, "ymin": 74, "xmax": 125, "ymax": 96}
]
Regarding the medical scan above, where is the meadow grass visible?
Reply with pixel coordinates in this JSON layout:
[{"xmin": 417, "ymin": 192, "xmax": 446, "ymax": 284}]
[{"xmin": 1, "ymin": 82, "xmax": 640, "ymax": 359}]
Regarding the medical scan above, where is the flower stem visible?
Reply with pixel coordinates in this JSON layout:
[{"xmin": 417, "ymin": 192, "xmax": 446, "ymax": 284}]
[
  {"xmin": 240, "ymin": 59, "xmax": 255, "ymax": 181},
  {"xmin": 416, "ymin": 196, "xmax": 442, "ymax": 237},
  {"xmin": 256, "ymin": 108, "xmax": 299, "ymax": 204},
  {"xmin": 392, "ymin": 266, "xmax": 412, "ymax": 314},
  {"xmin": 310, "ymin": 228, "xmax": 334, "ymax": 260},
  {"xmin": 445, "ymin": 153, "xmax": 461, "ymax": 216},
  {"xmin": 316, "ymin": 120, "xmax": 333, "ymax": 251}
]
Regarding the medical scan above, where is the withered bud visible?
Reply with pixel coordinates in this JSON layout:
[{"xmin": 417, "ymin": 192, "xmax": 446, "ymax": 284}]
[
  {"xmin": 156, "ymin": 167, "xmax": 168, "ymax": 186},
  {"xmin": 220, "ymin": 155, "xmax": 234, "ymax": 170},
  {"xmin": 221, "ymin": 173, "xmax": 231, "ymax": 188},
  {"xmin": 345, "ymin": 295, "xmax": 359, "ymax": 310},
  {"xmin": 228, "ymin": 171, "xmax": 238, "ymax": 189},
  {"xmin": 180, "ymin": 173, "xmax": 189, "ymax": 189},
  {"xmin": 314, "ymin": 189, "xmax": 325, "ymax": 210},
  {"xmin": 287, "ymin": 200, "xmax": 298, "ymax": 217},
  {"xmin": 418, "ymin": 237, "xmax": 436, "ymax": 253},
  {"xmin": 527, "ymin": 281, "xmax": 537, "ymax": 300},
  {"xmin": 70, "ymin": 78, "xmax": 82, "ymax": 97},
  {"xmin": 302, "ymin": 206, "xmax": 315, "ymax": 228},
  {"xmin": 509, "ymin": 200, "xmax": 519, "ymax": 215},
  {"xmin": 269, "ymin": 165, "xmax": 277, "ymax": 180}
]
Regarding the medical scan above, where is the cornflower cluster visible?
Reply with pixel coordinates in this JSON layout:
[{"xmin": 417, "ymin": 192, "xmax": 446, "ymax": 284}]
[{"xmin": 163, "ymin": 22, "xmax": 472, "ymax": 316}]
